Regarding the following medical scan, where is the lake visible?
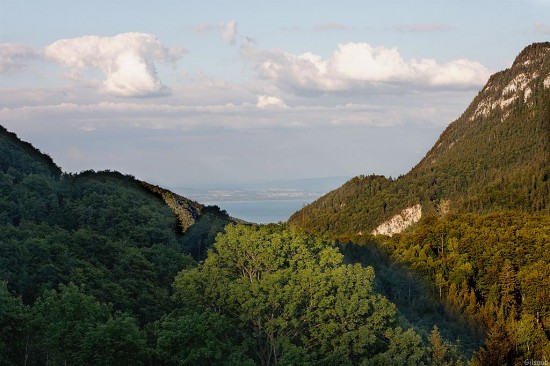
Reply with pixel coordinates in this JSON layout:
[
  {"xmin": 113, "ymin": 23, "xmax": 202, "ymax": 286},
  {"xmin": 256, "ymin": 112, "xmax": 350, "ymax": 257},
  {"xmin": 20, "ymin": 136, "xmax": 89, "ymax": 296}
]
[
  {"xmin": 173, "ymin": 176, "xmax": 350, "ymax": 224},
  {"xmin": 205, "ymin": 199, "xmax": 311, "ymax": 224}
]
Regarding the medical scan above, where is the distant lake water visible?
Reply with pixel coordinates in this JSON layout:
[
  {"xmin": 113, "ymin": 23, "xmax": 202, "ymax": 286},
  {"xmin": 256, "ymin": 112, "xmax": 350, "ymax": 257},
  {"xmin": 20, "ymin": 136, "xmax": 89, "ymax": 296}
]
[{"xmin": 206, "ymin": 200, "xmax": 311, "ymax": 224}]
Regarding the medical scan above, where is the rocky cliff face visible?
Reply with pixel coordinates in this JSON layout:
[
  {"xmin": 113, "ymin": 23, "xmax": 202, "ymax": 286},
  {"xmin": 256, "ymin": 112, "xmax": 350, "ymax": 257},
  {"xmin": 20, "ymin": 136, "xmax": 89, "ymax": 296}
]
[
  {"xmin": 420, "ymin": 42, "xmax": 550, "ymax": 167},
  {"xmin": 141, "ymin": 181, "xmax": 204, "ymax": 232},
  {"xmin": 469, "ymin": 43, "xmax": 550, "ymax": 122},
  {"xmin": 371, "ymin": 204, "xmax": 422, "ymax": 237}
]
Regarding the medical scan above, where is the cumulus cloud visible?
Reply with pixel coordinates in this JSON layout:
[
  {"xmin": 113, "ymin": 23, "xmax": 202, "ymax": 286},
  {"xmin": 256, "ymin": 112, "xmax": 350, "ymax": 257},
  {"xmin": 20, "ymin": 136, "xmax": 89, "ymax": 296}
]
[
  {"xmin": 220, "ymin": 20, "xmax": 238, "ymax": 44},
  {"xmin": 256, "ymin": 95, "xmax": 288, "ymax": 109},
  {"xmin": 44, "ymin": 32, "xmax": 184, "ymax": 97},
  {"xmin": 0, "ymin": 43, "xmax": 35, "ymax": 73},
  {"xmin": 242, "ymin": 41, "xmax": 490, "ymax": 93}
]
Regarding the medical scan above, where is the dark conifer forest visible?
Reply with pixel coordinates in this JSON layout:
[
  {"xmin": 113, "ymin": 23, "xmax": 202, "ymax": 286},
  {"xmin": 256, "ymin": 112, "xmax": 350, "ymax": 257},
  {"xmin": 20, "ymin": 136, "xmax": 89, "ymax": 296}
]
[{"xmin": 1, "ymin": 43, "xmax": 549, "ymax": 365}]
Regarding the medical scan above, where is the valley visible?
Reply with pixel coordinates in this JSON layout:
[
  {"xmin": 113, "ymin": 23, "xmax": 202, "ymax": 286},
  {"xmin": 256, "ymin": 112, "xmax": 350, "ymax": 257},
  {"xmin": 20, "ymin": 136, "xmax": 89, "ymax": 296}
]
[{"xmin": 0, "ymin": 42, "xmax": 549, "ymax": 365}]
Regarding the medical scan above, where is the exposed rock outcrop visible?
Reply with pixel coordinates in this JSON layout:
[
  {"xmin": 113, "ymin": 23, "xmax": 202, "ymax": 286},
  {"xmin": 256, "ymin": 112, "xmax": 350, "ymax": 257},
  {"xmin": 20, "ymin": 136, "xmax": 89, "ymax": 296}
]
[{"xmin": 371, "ymin": 204, "xmax": 422, "ymax": 237}]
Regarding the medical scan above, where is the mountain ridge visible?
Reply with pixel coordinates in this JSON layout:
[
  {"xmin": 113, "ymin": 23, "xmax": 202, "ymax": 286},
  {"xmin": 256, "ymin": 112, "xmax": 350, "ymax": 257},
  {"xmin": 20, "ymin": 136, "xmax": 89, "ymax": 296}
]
[{"xmin": 289, "ymin": 42, "xmax": 550, "ymax": 238}]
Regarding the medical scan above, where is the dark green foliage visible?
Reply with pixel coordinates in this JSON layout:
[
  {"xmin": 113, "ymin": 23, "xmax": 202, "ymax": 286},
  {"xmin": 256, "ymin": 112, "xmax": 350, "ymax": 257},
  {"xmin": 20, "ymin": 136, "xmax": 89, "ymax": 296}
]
[
  {"xmin": 30, "ymin": 284, "xmax": 112, "ymax": 365},
  {"xmin": 19, "ymin": 284, "xmax": 149, "ymax": 366},
  {"xmin": 340, "ymin": 242, "xmax": 483, "ymax": 356},
  {"xmin": 155, "ymin": 308, "xmax": 254, "ymax": 366},
  {"xmin": 80, "ymin": 313, "xmax": 147, "ymax": 366},
  {"xmin": 0, "ymin": 282, "xmax": 27, "ymax": 366},
  {"xmin": 0, "ymin": 126, "xmax": 62, "ymax": 179},
  {"xmin": 180, "ymin": 205, "xmax": 234, "ymax": 260},
  {"xmin": 0, "ymin": 126, "xmax": 224, "ymax": 321},
  {"xmin": 0, "ymin": 124, "xmax": 232, "ymax": 364}
]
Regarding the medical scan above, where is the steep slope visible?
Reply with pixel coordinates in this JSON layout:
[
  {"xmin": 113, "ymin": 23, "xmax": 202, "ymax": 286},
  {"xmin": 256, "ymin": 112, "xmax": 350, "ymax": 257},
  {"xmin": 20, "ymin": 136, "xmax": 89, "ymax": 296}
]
[
  {"xmin": 141, "ymin": 181, "xmax": 204, "ymax": 233},
  {"xmin": 289, "ymin": 42, "xmax": 550, "ymax": 239},
  {"xmin": 0, "ymin": 126, "xmax": 232, "ymax": 313},
  {"xmin": 0, "ymin": 125, "xmax": 62, "ymax": 178}
]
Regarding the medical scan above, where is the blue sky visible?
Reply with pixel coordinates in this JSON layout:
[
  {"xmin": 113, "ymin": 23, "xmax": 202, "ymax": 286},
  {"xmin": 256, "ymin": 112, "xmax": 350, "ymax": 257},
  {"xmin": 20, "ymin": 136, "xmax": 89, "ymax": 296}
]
[{"xmin": 1, "ymin": 0, "xmax": 549, "ymax": 187}]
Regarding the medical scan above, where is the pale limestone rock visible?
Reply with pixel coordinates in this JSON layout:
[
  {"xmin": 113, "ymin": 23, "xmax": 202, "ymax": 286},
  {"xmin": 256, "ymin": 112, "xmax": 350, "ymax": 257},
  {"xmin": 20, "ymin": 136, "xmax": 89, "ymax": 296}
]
[{"xmin": 371, "ymin": 204, "xmax": 422, "ymax": 237}]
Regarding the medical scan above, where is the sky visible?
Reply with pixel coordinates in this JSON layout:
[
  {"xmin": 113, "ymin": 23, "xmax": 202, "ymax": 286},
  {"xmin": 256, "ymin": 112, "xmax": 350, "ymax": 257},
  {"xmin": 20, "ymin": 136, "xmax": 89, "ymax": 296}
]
[{"xmin": 1, "ymin": 0, "xmax": 549, "ymax": 188}]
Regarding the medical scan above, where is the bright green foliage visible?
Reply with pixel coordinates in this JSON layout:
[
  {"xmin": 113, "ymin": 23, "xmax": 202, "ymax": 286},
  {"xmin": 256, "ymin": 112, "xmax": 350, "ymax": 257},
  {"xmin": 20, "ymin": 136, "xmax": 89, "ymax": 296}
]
[{"xmin": 174, "ymin": 224, "xmax": 417, "ymax": 365}]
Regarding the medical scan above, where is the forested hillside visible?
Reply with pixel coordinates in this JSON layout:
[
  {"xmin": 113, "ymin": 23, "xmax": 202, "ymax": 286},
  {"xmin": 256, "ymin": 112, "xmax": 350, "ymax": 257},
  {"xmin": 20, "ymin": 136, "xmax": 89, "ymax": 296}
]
[
  {"xmin": 340, "ymin": 211, "xmax": 550, "ymax": 363},
  {"xmin": 0, "ymin": 125, "xmax": 233, "ymax": 364},
  {"xmin": 288, "ymin": 43, "xmax": 550, "ymax": 364},
  {"xmin": 289, "ymin": 42, "xmax": 550, "ymax": 238},
  {"xmin": 0, "ymin": 125, "xmax": 474, "ymax": 365},
  {"xmin": 1, "ymin": 125, "xmax": 469, "ymax": 365}
]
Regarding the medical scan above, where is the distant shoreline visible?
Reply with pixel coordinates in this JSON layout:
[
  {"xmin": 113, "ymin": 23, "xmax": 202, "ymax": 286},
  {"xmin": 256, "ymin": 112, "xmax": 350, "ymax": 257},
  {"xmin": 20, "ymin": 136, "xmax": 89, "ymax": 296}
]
[{"xmin": 204, "ymin": 199, "xmax": 313, "ymax": 224}]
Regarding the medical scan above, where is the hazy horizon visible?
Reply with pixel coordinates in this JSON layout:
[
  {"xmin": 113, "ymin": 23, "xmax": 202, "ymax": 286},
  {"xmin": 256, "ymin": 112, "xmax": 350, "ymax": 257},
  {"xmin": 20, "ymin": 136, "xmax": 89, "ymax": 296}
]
[{"xmin": 1, "ymin": 0, "xmax": 549, "ymax": 189}]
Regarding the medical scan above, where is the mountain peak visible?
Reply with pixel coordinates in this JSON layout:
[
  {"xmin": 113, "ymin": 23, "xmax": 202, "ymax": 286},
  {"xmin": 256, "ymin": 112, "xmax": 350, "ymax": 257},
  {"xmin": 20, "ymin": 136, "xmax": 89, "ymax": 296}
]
[
  {"xmin": 512, "ymin": 42, "xmax": 550, "ymax": 67},
  {"xmin": 466, "ymin": 42, "xmax": 550, "ymax": 123},
  {"xmin": 290, "ymin": 43, "xmax": 550, "ymax": 238}
]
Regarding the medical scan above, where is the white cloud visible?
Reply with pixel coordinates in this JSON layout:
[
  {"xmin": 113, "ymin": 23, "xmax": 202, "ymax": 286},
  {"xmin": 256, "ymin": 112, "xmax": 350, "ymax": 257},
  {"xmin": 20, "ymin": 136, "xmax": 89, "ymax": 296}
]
[
  {"xmin": 0, "ymin": 43, "xmax": 35, "ymax": 73},
  {"xmin": 242, "ymin": 41, "xmax": 491, "ymax": 93},
  {"xmin": 43, "ymin": 32, "xmax": 184, "ymax": 97},
  {"xmin": 220, "ymin": 20, "xmax": 238, "ymax": 44},
  {"xmin": 256, "ymin": 95, "xmax": 288, "ymax": 109},
  {"xmin": 0, "ymin": 98, "xmax": 459, "ymax": 131}
]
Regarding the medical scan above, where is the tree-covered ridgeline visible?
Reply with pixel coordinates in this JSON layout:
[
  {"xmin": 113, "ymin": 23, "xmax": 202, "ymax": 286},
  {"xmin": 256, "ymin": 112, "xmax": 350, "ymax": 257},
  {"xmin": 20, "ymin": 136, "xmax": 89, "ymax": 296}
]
[
  {"xmin": 0, "ymin": 125, "xmax": 233, "ymax": 364},
  {"xmin": 287, "ymin": 43, "xmax": 550, "ymax": 364},
  {"xmin": 289, "ymin": 43, "xmax": 550, "ymax": 238}
]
